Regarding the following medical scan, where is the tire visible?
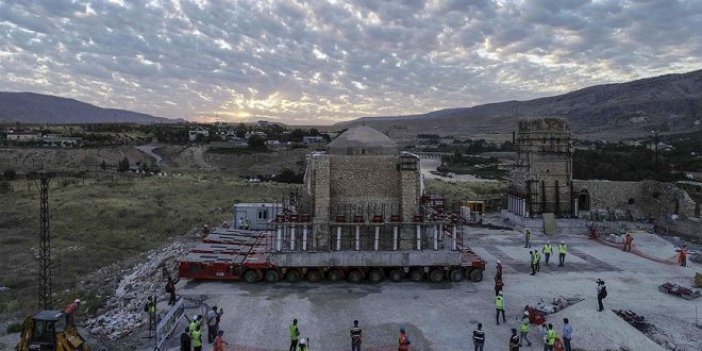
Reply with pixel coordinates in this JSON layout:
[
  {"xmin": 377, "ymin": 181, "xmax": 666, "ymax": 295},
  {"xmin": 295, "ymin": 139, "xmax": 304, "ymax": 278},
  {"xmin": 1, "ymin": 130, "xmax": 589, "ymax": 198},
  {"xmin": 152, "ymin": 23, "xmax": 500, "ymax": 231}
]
[
  {"xmin": 409, "ymin": 269, "xmax": 424, "ymax": 282},
  {"xmin": 243, "ymin": 270, "xmax": 258, "ymax": 283},
  {"xmin": 286, "ymin": 270, "xmax": 301, "ymax": 283},
  {"xmin": 389, "ymin": 269, "xmax": 404, "ymax": 282},
  {"xmin": 327, "ymin": 270, "xmax": 342, "ymax": 282},
  {"xmin": 264, "ymin": 270, "xmax": 279, "ymax": 283},
  {"xmin": 430, "ymin": 269, "xmax": 444, "ymax": 282},
  {"xmin": 469, "ymin": 269, "xmax": 484, "ymax": 282},
  {"xmin": 306, "ymin": 270, "xmax": 322, "ymax": 283},
  {"xmin": 368, "ymin": 269, "xmax": 384, "ymax": 283},
  {"xmin": 348, "ymin": 270, "xmax": 364, "ymax": 283},
  {"xmin": 450, "ymin": 268, "xmax": 465, "ymax": 282}
]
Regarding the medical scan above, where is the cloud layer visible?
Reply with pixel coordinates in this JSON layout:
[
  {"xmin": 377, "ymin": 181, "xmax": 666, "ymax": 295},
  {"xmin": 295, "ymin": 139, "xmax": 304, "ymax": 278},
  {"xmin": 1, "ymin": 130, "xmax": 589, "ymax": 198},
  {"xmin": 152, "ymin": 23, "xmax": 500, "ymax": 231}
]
[{"xmin": 1, "ymin": 0, "xmax": 701, "ymax": 124}]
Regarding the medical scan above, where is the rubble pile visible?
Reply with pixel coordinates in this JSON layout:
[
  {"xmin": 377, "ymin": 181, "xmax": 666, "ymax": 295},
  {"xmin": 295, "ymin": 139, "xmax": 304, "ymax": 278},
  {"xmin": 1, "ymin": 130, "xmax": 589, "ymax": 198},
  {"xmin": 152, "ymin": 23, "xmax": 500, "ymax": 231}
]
[
  {"xmin": 84, "ymin": 241, "xmax": 189, "ymax": 340},
  {"xmin": 530, "ymin": 296, "xmax": 582, "ymax": 315},
  {"xmin": 614, "ymin": 310, "xmax": 700, "ymax": 351}
]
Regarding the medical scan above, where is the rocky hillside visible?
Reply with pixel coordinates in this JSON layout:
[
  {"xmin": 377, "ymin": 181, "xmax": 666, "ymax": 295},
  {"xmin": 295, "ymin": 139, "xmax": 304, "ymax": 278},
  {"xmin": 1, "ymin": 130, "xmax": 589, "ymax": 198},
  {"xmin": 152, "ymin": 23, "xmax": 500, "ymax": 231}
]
[
  {"xmin": 339, "ymin": 69, "xmax": 702, "ymax": 139},
  {"xmin": 0, "ymin": 92, "xmax": 178, "ymax": 124}
]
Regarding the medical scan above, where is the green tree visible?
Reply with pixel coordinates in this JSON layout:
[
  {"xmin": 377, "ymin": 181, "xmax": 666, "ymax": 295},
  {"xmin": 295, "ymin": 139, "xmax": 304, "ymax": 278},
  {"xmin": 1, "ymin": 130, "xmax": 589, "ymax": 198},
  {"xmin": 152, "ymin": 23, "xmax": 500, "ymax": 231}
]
[
  {"xmin": 117, "ymin": 157, "xmax": 130, "ymax": 172},
  {"xmin": 247, "ymin": 135, "xmax": 267, "ymax": 151}
]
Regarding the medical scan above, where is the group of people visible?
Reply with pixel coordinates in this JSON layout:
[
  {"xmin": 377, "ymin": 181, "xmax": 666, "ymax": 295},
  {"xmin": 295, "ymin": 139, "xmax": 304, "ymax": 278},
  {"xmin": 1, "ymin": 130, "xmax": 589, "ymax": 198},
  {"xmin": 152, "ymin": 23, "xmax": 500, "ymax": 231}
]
[
  {"xmin": 528, "ymin": 240, "xmax": 568, "ymax": 276},
  {"xmin": 473, "ymin": 318, "xmax": 574, "ymax": 351},
  {"xmin": 181, "ymin": 306, "xmax": 226, "ymax": 351}
]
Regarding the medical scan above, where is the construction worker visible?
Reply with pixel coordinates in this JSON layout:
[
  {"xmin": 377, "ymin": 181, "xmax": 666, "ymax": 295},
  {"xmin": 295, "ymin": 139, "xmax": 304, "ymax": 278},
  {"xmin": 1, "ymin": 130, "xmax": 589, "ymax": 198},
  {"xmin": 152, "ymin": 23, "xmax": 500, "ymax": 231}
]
[
  {"xmin": 213, "ymin": 330, "xmax": 228, "ymax": 351},
  {"xmin": 561, "ymin": 318, "xmax": 573, "ymax": 351},
  {"xmin": 238, "ymin": 217, "xmax": 244, "ymax": 229},
  {"xmin": 530, "ymin": 251, "xmax": 537, "ymax": 276},
  {"xmin": 496, "ymin": 291, "xmax": 506, "ymax": 325},
  {"xmin": 623, "ymin": 233, "xmax": 633, "ymax": 252},
  {"xmin": 509, "ymin": 328, "xmax": 520, "ymax": 351},
  {"xmin": 495, "ymin": 277, "xmax": 504, "ymax": 296},
  {"xmin": 350, "ymin": 320, "xmax": 362, "ymax": 351},
  {"xmin": 558, "ymin": 241, "xmax": 568, "ymax": 267},
  {"xmin": 519, "ymin": 316, "xmax": 532, "ymax": 347},
  {"xmin": 203, "ymin": 224, "xmax": 210, "ymax": 236},
  {"xmin": 496, "ymin": 260, "xmax": 504, "ymax": 280},
  {"xmin": 146, "ymin": 296, "xmax": 156, "ymax": 336},
  {"xmin": 398, "ymin": 327, "xmax": 411, "ymax": 351},
  {"xmin": 185, "ymin": 314, "xmax": 201, "ymax": 334},
  {"xmin": 596, "ymin": 279, "xmax": 607, "ymax": 312},
  {"xmin": 542, "ymin": 241, "xmax": 552, "ymax": 266},
  {"xmin": 180, "ymin": 327, "xmax": 191, "ymax": 351},
  {"xmin": 678, "ymin": 244, "xmax": 688, "ymax": 267},
  {"xmin": 244, "ymin": 218, "xmax": 251, "ymax": 230},
  {"xmin": 289, "ymin": 319, "xmax": 300, "ymax": 351},
  {"xmin": 545, "ymin": 324, "xmax": 556, "ymax": 351},
  {"xmin": 166, "ymin": 277, "xmax": 178, "ymax": 305},
  {"xmin": 190, "ymin": 324, "xmax": 203, "ymax": 351},
  {"xmin": 524, "ymin": 230, "xmax": 532, "ymax": 248},
  {"xmin": 534, "ymin": 250, "xmax": 541, "ymax": 272},
  {"xmin": 472, "ymin": 323, "xmax": 485, "ymax": 351},
  {"xmin": 206, "ymin": 306, "xmax": 223, "ymax": 343},
  {"xmin": 64, "ymin": 299, "xmax": 80, "ymax": 326}
]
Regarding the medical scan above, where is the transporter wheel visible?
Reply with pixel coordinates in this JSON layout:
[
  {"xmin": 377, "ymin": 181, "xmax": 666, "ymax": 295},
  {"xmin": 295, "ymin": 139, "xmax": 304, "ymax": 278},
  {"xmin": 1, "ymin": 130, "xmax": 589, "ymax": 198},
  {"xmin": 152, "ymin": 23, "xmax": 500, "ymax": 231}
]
[
  {"xmin": 264, "ymin": 270, "xmax": 280, "ymax": 283},
  {"xmin": 409, "ymin": 269, "xmax": 424, "ymax": 282},
  {"xmin": 327, "ymin": 269, "xmax": 342, "ymax": 282},
  {"xmin": 243, "ymin": 270, "xmax": 258, "ymax": 283},
  {"xmin": 306, "ymin": 270, "xmax": 322, "ymax": 283},
  {"xmin": 368, "ymin": 269, "xmax": 384, "ymax": 283},
  {"xmin": 429, "ymin": 269, "xmax": 444, "ymax": 282},
  {"xmin": 450, "ymin": 268, "xmax": 465, "ymax": 282},
  {"xmin": 348, "ymin": 270, "xmax": 364, "ymax": 283},
  {"xmin": 389, "ymin": 269, "xmax": 404, "ymax": 282},
  {"xmin": 468, "ymin": 269, "xmax": 484, "ymax": 282},
  {"xmin": 286, "ymin": 270, "xmax": 301, "ymax": 283}
]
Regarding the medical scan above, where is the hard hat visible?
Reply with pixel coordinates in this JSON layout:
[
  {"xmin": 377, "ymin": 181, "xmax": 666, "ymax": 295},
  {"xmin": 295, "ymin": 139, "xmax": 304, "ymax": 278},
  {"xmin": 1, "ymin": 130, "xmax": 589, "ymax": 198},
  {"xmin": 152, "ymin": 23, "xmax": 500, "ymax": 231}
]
[
  {"xmin": 498, "ymin": 291, "xmax": 503, "ymax": 295},
  {"xmin": 497, "ymin": 260, "xmax": 501, "ymax": 264},
  {"xmin": 560, "ymin": 240, "xmax": 564, "ymax": 244},
  {"xmin": 74, "ymin": 299, "xmax": 81, "ymax": 303},
  {"xmin": 299, "ymin": 338, "xmax": 306, "ymax": 345}
]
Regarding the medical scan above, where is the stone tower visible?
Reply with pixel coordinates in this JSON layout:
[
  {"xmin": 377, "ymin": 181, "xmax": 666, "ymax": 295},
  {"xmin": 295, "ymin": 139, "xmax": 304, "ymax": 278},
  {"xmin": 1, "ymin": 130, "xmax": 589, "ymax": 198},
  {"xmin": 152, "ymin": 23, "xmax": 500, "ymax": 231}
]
[{"xmin": 509, "ymin": 117, "xmax": 573, "ymax": 216}]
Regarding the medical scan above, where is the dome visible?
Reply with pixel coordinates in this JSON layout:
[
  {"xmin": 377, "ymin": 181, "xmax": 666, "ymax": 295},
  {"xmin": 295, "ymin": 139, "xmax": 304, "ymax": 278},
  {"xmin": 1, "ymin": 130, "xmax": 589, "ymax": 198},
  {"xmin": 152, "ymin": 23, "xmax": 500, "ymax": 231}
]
[{"xmin": 327, "ymin": 125, "xmax": 398, "ymax": 155}]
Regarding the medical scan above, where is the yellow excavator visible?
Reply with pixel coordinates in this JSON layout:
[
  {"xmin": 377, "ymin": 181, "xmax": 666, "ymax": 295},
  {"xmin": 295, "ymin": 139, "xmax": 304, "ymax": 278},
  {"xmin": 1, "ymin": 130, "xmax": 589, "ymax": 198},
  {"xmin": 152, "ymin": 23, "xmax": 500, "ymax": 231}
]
[{"xmin": 15, "ymin": 310, "xmax": 91, "ymax": 351}]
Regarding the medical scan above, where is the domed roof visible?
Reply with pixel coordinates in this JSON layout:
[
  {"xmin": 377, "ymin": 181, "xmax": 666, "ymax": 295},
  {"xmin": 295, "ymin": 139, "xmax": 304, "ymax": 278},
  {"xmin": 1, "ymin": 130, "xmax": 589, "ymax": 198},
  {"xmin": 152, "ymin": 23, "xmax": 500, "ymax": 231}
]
[{"xmin": 327, "ymin": 125, "xmax": 398, "ymax": 155}]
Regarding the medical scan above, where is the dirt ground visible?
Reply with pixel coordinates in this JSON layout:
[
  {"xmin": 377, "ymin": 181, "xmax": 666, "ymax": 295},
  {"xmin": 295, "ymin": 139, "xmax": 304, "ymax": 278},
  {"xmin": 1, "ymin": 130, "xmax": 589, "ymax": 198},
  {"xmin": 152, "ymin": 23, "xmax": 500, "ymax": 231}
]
[{"xmin": 135, "ymin": 227, "xmax": 702, "ymax": 351}]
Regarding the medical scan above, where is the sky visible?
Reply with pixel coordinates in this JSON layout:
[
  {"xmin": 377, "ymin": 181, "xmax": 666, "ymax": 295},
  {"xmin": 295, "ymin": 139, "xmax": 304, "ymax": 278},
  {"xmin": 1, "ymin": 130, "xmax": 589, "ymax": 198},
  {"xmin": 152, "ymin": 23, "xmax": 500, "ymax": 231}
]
[{"xmin": 1, "ymin": 0, "xmax": 701, "ymax": 125}]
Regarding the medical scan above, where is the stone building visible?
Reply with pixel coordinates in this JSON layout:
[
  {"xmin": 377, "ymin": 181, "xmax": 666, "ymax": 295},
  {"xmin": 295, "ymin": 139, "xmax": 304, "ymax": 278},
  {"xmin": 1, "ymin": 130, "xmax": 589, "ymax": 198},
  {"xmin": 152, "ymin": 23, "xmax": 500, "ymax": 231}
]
[
  {"xmin": 508, "ymin": 117, "xmax": 573, "ymax": 216},
  {"xmin": 302, "ymin": 125, "xmax": 421, "ymax": 250}
]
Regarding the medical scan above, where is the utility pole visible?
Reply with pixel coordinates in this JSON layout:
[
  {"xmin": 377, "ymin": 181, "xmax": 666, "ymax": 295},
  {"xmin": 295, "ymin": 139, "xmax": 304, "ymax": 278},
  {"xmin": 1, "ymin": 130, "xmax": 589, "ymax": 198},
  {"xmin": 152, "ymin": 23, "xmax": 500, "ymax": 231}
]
[{"xmin": 32, "ymin": 171, "xmax": 53, "ymax": 310}]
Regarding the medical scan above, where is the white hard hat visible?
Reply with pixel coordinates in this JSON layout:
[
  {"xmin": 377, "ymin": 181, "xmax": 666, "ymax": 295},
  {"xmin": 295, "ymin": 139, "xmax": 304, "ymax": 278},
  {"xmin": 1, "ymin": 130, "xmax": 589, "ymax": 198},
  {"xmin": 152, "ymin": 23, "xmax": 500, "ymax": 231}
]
[
  {"xmin": 560, "ymin": 240, "xmax": 564, "ymax": 244},
  {"xmin": 497, "ymin": 260, "xmax": 502, "ymax": 264},
  {"xmin": 299, "ymin": 338, "xmax": 306, "ymax": 345},
  {"xmin": 74, "ymin": 299, "xmax": 81, "ymax": 303}
]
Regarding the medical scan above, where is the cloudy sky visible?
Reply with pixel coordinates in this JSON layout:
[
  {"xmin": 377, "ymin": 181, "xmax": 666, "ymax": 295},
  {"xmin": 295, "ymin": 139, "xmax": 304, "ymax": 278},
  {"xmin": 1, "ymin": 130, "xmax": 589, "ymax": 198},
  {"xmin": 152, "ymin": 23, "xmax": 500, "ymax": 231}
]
[{"xmin": 1, "ymin": 0, "xmax": 701, "ymax": 124}]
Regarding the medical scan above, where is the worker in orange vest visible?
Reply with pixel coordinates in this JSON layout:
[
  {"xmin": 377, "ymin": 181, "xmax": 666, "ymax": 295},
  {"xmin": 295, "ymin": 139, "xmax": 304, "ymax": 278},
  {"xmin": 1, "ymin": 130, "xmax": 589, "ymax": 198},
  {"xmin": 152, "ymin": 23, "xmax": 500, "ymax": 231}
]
[
  {"xmin": 398, "ymin": 327, "xmax": 411, "ymax": 351},
  {"xmin": 678, "ymin": 244, "xmax": 688, "ymax": 267},
  {"xmin": 64, "ymin": 299, "xmax": 81, "ymax": 326},
  {"xmin": 213, "ymin": 330, "xmax": 228, "ymax": 351},
  {"xmin": 623, "ymin": 233, "xmax": 633, "ymax": 252}
]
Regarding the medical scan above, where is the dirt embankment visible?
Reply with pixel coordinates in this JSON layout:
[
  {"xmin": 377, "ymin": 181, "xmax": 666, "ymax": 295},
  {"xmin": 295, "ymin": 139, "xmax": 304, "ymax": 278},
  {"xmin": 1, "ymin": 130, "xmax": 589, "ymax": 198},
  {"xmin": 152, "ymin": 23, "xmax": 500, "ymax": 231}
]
[{"xmin": 0, "ymin": 147, "xmax": 149, "ymax": 174}]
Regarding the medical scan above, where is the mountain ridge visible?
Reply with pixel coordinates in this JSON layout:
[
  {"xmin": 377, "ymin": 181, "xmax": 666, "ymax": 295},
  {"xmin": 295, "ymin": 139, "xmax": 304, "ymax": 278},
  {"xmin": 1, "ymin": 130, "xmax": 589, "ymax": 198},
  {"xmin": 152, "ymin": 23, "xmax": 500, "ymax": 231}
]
[{"xmin": 0, "ymin": 92, "xmax": 179, "ymax": 124}]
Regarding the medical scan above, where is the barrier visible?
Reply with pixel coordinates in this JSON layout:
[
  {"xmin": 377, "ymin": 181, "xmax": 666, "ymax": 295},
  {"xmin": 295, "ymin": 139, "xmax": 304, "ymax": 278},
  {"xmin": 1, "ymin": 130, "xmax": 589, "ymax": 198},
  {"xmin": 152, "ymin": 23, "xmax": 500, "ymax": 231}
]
[{"xmin": 156, "ymin": 297, "xmax": 185, "ymax": 349}]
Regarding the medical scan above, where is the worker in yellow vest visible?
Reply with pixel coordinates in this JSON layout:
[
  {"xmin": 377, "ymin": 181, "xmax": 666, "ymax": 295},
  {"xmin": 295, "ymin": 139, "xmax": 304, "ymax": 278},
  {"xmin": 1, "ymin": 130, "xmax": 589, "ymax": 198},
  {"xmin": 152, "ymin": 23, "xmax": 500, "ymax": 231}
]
[
  {"xmin": 495, "ymin": 291, "xmax": 506, "ymax": 325},
  {"xmin": 289, "ymin": 318, "xmax": 301, "ymax": 351},
  {"xmin": 190, "ymin": 324, "xmax": 203, "ymax": 351},
  {"xmin": 542, "ymin": 241, "xmax": 553, "ymax": 266},
  {"xmin": 519, "ymin": 316, "xmax": 532, "ymax": 346},
  {"xmin": 558, "ymin": 241, "xmax": 568, "ymax": 267},
  {"xmin": 544, "ymin": 323, "xmax": 557, "ymax": 351}
]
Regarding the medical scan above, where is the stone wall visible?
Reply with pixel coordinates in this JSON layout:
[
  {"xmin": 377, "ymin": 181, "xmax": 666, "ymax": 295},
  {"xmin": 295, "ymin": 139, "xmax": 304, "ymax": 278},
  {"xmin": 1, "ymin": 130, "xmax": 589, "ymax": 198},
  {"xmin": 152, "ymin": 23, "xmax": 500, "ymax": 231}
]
[
  {"xmin": 655, "ymin": 216, "xmax": 702, "ymax": 241},
  {"xmin": 329, "ymin": 154, "xmax": 402, "ymax": 214},
  {"xmin": 572, "ymin": 180, "xmax": 696, "ymax": 219}
]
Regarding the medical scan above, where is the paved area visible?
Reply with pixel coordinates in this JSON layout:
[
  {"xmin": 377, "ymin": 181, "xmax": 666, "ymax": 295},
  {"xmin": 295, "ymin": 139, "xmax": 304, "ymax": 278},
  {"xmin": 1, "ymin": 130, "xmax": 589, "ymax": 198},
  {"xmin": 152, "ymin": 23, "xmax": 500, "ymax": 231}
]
[{"xmin": 168, "ymin": 229, "xmax": 701, "ymax": 351}]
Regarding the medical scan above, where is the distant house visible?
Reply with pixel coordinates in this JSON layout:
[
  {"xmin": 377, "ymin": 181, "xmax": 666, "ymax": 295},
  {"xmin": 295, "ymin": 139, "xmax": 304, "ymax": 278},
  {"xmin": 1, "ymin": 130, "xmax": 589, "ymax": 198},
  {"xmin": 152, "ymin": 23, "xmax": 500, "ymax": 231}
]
[
  {"xmin": 188, "ymin": 129, "xmax": 210, "ymax": 142},
  {"xmin": 266, "ymin": 139, "xmax": 281, "ymax": 145},
  {"xmin": 302, "ymin": 136, "xmax": 324, "ymax": 145},
  {"xmin": 6, "ymin": 132, "xmax": 41, "ymax": 143}
]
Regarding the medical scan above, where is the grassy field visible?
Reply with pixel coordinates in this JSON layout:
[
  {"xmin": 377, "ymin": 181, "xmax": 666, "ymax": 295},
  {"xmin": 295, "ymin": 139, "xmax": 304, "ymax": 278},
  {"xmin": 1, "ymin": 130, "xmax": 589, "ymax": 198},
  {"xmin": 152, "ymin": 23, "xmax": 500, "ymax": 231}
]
[
  {"xmin": 424, "ymin": 178, "xmax": 508, "ymax": 204},
  {"xmin": 0, "ymin": 172, "xmax": 294, "ymax": 314}
]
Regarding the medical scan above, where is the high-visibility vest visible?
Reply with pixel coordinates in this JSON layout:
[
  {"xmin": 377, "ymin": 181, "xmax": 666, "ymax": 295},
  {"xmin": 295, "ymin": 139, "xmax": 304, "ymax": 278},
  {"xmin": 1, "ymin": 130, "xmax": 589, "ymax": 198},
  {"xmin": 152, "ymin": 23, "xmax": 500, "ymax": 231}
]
[
  {"xmin": 496, "ymin": 296, "xmax": 504, "ymax": 309},
  {"xmin": 547, "ymin": 329, "xmax": 557, "ymax": 345},
  {"xmin": 289, "ymin": 324, "xmax": 299, "ymax": 340},
  {"xmin": 191, "ymin": 330, "xmax": 202, "ymax": 347},
  {"xmin": 559, "ymin": 244, "xmax": 567, "ymax": 254},
  {"xmin": 148, "ymin": 302, "xmax": 155, "ymax": 314},
  {"xmin": 531, "ymin": 254, "xmax": 538, "ymax": 265},
  {"xmin": 543, "ymin": 244, "xmax": 552, "ymax": 254},
  {"xmin": 188, "ymin": 321, "xmax": 198, "ymax": 333},
  {"xmin": 534, "ymin": 251, "xmax": 541, "ymax": 262},
  {"xmin": 520, "ymin": 320, "xmax": 529, "ymax": 332}
]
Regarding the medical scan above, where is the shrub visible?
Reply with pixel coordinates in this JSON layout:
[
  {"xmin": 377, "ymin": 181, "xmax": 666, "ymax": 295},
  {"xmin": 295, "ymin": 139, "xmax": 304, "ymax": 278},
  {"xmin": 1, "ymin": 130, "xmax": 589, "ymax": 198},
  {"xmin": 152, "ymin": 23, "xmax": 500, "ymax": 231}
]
[{"xmin": 6, "ymin": 322, "xmax": 23, "ymax": 334}]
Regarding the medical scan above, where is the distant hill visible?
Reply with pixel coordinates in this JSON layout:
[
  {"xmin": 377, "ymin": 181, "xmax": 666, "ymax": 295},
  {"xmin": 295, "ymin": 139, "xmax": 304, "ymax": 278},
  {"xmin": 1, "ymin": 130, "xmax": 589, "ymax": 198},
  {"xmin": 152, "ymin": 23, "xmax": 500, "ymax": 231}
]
[
  {"xmin": 338, "ymin": 69, "xmax": 702, "ymax": 140},
  {"xmin": 0, "ymin": 92, "xmax": 179, "ymax": 124}
]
